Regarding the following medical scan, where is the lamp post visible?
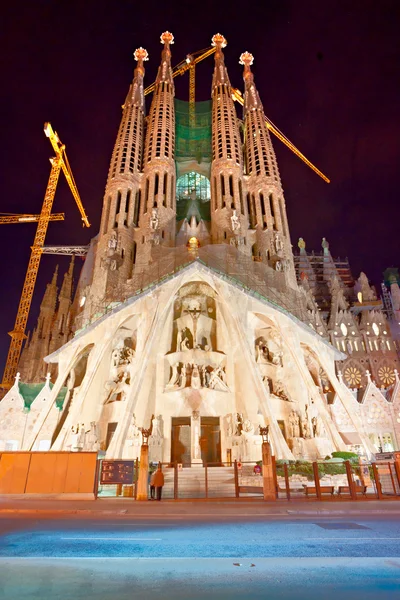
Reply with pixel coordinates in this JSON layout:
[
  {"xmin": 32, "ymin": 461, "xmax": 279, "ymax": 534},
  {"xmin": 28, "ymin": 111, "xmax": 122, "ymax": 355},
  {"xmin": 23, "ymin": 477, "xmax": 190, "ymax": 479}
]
[{"xmin": 136, "ymin": 425, "xmax": 152, "ymax": 501}]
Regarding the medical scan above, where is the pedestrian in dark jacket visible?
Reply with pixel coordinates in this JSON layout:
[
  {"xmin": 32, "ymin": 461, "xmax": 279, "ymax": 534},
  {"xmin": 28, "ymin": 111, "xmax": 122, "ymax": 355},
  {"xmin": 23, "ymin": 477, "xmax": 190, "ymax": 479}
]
[{"xmin": 152, "ymin": 464, "xmax": 164, "ymax": 501}]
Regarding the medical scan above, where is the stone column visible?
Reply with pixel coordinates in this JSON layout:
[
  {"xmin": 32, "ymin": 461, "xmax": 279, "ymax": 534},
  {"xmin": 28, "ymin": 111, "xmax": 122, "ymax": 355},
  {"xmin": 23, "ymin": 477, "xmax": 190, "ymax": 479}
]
[
  {"xmin": 191, "ymin": 411, "xmax": 202, "ymax": 465},
  {"xmin": 136, "ymin": 443, "xmax": 149, "ymax": 501},
  {"xmin": 262, "ymin": 442, "xmax": 276, "ymax": 501}
]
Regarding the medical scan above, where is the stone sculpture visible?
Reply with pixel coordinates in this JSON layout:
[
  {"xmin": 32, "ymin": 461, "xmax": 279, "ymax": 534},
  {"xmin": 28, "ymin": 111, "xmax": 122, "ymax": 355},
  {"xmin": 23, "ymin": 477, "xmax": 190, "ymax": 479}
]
[
  {"xmin": 150, "ymin": 207, "xmax": 159, "ymax": 230},
  {"xmin": 231, "ymin": 209, "xmax": 241, "ymax": 233}
]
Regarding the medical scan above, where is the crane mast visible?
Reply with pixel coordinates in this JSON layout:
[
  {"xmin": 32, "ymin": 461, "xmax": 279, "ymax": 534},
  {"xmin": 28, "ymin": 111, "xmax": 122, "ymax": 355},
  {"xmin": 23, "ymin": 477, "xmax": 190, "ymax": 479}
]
[{"xmin": 1, "ymin": 124, "xmax": 90, "ymax": 391}]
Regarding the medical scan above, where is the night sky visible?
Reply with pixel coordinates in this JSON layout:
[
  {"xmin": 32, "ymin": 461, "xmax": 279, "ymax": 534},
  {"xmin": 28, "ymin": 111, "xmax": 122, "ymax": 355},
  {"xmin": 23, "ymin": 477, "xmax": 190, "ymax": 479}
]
[{"xmin": 1, "ymin": 1, "xmax": 399, "ymax": 373}]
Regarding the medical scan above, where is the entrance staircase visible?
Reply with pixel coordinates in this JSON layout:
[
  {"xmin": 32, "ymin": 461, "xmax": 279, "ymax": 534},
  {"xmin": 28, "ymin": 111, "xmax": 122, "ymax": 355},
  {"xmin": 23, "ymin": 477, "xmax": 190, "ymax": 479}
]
[{"xmin": 161, "ymin": 465, "xmax": 236, "ymax": 499}]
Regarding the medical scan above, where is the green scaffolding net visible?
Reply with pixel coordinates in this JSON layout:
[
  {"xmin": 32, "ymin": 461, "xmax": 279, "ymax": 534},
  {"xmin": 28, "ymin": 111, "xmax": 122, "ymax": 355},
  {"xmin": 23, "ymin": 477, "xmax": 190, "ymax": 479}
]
[{"xmin": 175, "ymin": 99, "xmax": 212, "ymax": 161}]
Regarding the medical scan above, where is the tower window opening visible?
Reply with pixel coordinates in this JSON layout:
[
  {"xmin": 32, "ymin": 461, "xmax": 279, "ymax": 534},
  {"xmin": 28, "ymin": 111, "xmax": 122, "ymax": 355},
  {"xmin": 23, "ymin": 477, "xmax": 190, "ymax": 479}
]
[
  {"xmin": 251, "ymin": 194, "xmax": 257, "ymax": 227},
  {"xmin": 154, "ymin": 173, "xmax": 159, "ymax": 205},
  {"xmin": 116, "ymin": 191, "xmax": 122, "ymax": 215},
  {"xmin": 144, "ymin": 178, "xmax": 149, "ymax": 214},
  {"xmin": 239, "ymin": 179, "xmax": 244, "ymax": 215},
  {"xmin": 134, "ymin": 190, "xmax": 141, "ymax": 225},
  {"xmin": 103, "ymin": 196, "xmax": 111, "ymax": 234},
  {"xmin": 163, "ymin": 173, "xmax": 168, "ymax": 207},
  {"xmin": 229, "ymin": 175, "xmax": 234, "ymax": 198},
  {"xmin": 260, "ymin": 192, "xmax": 267, "ymax": 228},
  {"xmin": 269, "ymin": 193, "xmax": 276, "ymax": 231}
]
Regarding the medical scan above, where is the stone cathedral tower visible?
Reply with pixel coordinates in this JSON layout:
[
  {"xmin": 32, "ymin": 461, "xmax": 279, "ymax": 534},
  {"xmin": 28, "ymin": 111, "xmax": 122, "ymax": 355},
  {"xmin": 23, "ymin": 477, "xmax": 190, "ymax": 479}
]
[{"xmin": 7, "ymin": 31, "xmax": 400, "ymax": 462}]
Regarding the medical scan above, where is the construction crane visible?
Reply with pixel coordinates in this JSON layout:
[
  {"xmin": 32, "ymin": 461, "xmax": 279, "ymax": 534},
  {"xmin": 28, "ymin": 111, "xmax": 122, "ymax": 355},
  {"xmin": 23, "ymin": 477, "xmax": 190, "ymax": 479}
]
[
  {"xmin": 0, "ymin": 213, "xmax": 64, "ymax": 224},
  {"xmin": 231, "ymin": 88, "xmax": 330, "ymax": 184},
  {"xmin": 144, "ymin": 45, "xmax": 330, "ymax": 183},
  {"xmin": 0, "ymin": 123, "xmax": 90, "ymax": 392},
  {"xmin": 144, "ymin": 46, "xmax": 216, "ymax": 128}
]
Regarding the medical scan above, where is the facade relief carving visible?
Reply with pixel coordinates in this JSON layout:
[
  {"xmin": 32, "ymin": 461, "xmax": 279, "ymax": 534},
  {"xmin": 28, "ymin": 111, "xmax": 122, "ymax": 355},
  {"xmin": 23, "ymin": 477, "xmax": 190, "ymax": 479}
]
[
  {"xmin": 166, "ymin": 283, "xmax": 228, "ymax": 392},
  {"xmin": 104, "ymin": 335, "xmax": 135, "ymax": 403}
]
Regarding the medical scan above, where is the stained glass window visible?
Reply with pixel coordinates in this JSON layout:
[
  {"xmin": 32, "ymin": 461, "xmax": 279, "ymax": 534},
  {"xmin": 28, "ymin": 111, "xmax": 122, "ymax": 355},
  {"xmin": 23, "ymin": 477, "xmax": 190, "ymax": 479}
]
[{"xmin": 176, "ymin": 172, "xmax": 211, "ymax": 202}]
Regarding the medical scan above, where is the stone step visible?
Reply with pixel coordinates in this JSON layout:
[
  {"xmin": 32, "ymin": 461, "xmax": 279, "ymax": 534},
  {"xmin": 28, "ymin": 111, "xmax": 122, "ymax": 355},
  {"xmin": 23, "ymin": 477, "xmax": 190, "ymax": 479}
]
[{"xmin": 160, "ymin": 466, "xmax": 236, "ymax": 499}]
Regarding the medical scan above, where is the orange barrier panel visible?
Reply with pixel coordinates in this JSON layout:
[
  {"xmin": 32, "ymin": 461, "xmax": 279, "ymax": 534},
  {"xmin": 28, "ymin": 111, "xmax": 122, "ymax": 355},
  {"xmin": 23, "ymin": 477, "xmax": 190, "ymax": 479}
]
[
  {"xmin": 0, "ymin": 453, "xmax": 31, "ymax": 494},
  {"xmin": 65, "ymin": 453, "xmax": 98, "ymax": 493},
  {"xmin": 0, "ymin": 452, "xmax": 97, "ymax": 495}
]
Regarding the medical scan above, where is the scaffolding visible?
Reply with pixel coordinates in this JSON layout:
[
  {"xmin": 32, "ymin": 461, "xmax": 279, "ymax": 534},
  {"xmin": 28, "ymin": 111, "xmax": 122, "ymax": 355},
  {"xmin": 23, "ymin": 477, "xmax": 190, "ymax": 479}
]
[{"xmin": 74, "ymin": 245, "xmax": 312, "ymax": 335}]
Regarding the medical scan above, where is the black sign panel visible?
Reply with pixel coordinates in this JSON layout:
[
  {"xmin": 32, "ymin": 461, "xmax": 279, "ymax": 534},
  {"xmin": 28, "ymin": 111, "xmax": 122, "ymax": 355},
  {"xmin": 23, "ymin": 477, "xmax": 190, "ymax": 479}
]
[{"xmin": 100, "ymin": 460, "xmax": 135, "ymax": 485}]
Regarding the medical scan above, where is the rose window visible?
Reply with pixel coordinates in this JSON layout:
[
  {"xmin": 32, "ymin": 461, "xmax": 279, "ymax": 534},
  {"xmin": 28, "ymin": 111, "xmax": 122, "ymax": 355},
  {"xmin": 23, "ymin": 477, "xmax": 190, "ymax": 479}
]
[
  {"xmin": 378, "ymin": 366, "xmax": 395, "ymax": 386},
  {"xmin": 344, "ymin": 366, "xmax": 362, "ymax": 387}
]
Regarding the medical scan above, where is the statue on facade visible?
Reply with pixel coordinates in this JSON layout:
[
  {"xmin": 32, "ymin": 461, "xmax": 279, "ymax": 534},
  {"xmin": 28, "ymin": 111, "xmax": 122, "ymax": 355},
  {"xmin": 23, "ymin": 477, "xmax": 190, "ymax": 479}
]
[
  {"xmin": 151, "ymin": 415, "xmax": 163, "ymax": 438},
  {"xmin": 231, "ymin": 209, "xmax": 241, "ymax": 233},
  {"xmin": 86, "ymin": 422, "xmax": 100, "ymax": 452},
  {"xmin": 208, "ymin": 366, "xmax": 228, "ymax": 391},
  {"xmin": 226, "ymin": 413, "xmax": 234, "ymax": 437},
  {"xmin": 311, "ymin": 416, "xmax": 321, "ymax": 438},
  {"xmin": 242, "ymin": 419, "xmax": 255, "ymax": 435},
  {"xmin": 358, "ymin": 272, "xmax": 377, "ymax": 302},
  {"xmin": 191, "ymin": 363, "xmax": 202, "ymax": 389},
  {"xmin": 289, "ymin": 411, "xmax": 300, "ymax": 438},
  {"xmin": 166, "ymin": 363, "xmax": 180, "ymax": 388},
  {"xmin": 108, "ymin": 231, "xmax": 118, "ymax": 251},
  {"xmin": 301, "ymin": 410, "xmax": 311, "ymax": 439},
  {"xmin": 234, "ymin": 412, "xmax": 244, "ymax": 436},
  {"xmin": 274, "ymin": 232, "xmax": 284, "ymax": 254},
  {"xmin": 321, "ymin": 237, "xmax": 330, "ymax": 253},
  {"xmin": 150, "ymin": 207, "xmax": 159, "ymax": 230},
  {"xmin": 256, "ymin": 339, "xmax": 269, "ymax": 363},
  {"xmin": 179, "ymin": 363, "xmax": 189, "ymax": 388}
]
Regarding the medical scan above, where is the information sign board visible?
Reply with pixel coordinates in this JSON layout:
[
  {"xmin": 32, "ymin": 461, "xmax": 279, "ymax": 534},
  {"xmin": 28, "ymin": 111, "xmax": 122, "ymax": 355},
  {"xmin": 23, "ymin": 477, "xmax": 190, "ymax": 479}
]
[{"xmin": 100, "ymin": 460, "xmax": 135, "ymax": 485}]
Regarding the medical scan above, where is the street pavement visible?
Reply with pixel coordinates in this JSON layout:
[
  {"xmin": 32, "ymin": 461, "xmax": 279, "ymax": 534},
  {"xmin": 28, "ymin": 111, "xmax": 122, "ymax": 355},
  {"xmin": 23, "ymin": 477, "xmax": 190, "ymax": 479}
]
[{"xmin": 0, "ymin": 510, "xmax": 400, "ymax": 599}]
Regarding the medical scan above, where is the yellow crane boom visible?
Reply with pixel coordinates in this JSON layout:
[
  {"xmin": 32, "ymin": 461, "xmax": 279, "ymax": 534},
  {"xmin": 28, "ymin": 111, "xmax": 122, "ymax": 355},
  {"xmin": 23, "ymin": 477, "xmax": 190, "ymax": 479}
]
[
  {"xmin": 1, "ymin": 124, "xmax": 90, "ymax": 391},
  {"xmin": 231, "ymin": 88, "xmax": 330, "ymax": 184},
  {"xmin": 0, "ymin": 213, "xmax": 64, "ymax": 224}
]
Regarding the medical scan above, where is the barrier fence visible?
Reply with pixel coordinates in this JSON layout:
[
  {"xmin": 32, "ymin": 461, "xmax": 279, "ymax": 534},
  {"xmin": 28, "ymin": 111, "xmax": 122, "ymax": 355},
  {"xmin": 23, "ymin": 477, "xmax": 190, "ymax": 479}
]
[{"xmin": 1, "ymin": 452, "xmax": 400, "ymax": 501}]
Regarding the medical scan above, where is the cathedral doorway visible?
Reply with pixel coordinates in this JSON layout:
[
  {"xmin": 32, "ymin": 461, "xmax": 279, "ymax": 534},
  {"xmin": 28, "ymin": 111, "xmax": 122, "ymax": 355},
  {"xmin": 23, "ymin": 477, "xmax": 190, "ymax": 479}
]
[
  {"xmin": 171, "ymin": 417, "xmax": 191, "ymax": 466},
  {"xmin": 200, "ymin": 417, "xmax": 221, "ymax": 465}
]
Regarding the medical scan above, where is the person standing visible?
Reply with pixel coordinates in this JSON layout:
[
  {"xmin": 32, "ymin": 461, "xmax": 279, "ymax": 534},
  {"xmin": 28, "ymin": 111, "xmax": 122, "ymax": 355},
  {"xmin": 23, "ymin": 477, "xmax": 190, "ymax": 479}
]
[
  {"xmin": 152, "ymin": 463, "xmax": 164, "ymax": 501},
  {"xmin": 149, "ymin": 470, "xmax": 156, "ymax": 500}
]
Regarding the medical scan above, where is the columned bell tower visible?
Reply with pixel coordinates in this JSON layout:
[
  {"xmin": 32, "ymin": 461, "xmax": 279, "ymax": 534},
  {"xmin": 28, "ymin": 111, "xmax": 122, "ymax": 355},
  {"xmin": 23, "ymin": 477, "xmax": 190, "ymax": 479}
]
[
  {"xmin": 240, "ymin": 51, "xmax": 296, "ymax": 285},
  {"xmin": 136, "ymin": 31, "xmax": 176, "ymax": 264},
  {"xmin": 210, "ymin": 34, "xmax": 249, "ymax": 247},
  {"xmin": 89, "ymin": 47, "xmax": 148, "ymax": 307}
]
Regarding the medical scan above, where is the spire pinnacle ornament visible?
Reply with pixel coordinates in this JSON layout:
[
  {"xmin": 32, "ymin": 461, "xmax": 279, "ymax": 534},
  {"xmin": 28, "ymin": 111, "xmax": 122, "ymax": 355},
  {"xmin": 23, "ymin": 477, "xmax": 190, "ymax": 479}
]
[
  {"xmin": 134, "ymin": 47, "xmax": 149, "ymax": 62},
  {"xmin": 211, "ymin": 33, "xmax": 227, "ymax": 48},
  {"xmin": 239, "ymin": 51, "xmax": 254, "ymax": 67},
  {"xmin": 160, "ymin": 31, "xmax": 174, "ymax": 45}
]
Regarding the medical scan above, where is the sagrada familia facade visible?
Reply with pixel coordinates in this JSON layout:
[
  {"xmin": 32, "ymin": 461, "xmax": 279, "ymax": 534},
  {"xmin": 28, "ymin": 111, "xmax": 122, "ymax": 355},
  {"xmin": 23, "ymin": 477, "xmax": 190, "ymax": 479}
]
[{"xmin": 1, "ymin": 33, "xmax": 400, "ymax": 463}]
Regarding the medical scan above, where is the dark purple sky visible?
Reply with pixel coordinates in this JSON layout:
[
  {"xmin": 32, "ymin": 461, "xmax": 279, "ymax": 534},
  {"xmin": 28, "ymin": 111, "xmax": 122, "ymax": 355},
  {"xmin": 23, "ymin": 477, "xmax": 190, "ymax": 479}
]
[{"xmin": 1, "ymin": 0, "xmax": 399, "ymax": 372}]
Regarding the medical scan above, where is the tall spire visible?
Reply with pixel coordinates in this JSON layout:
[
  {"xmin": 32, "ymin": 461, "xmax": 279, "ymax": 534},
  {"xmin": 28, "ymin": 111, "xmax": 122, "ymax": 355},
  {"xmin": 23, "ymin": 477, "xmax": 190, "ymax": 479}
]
[
  {"xmin": 237, "ymin": 51, "xmax": 296, "ymax": 285},
  {"xmin": 89, "ymin": 45, "xmax": 149, "ymax": 307},
  {"xmin": 106, "ymin": 46, "xmax": 148, "ymax": 182},
  {"xmin": 239, "ymin": 51, "xmax": 280, "ymax": 182},
  {"xmin": 136, "ymin": 31, "xmax": 177, "ymax": 264},
  {"xmin": 210, "ymin": 34, "xmax": 246, "ymax": 246}
]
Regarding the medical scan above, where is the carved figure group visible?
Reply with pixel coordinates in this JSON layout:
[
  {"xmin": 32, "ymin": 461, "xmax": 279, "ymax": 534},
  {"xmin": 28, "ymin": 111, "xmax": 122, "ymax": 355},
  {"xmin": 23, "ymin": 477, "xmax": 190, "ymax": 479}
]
[
  {"xmin": 166, "ymin": 362, "xmax": 227, "ymax": 391},
  {"xmin": 70, "ymin": 422, "xmax": 99, "ymax": 452},
  {"xmin": 256, "ymin": 335, "xmax": 283, "ymax": 367}
]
